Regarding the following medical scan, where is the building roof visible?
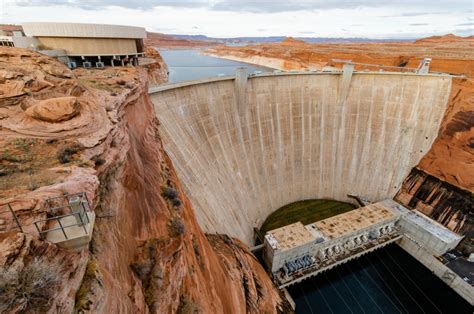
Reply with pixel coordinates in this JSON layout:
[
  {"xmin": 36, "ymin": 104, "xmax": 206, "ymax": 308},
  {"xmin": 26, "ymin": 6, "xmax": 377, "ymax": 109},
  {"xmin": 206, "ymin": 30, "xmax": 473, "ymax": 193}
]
[
  {"xmin": 265, "ymin": 200, "xmax": 401, "ymax": 251},
  {"xmin": 314, "ymin": 203, "xmax": 397, "ymax": 239},
  {"xmin": 404, "ymin": 210, "xmax": 462, "ymax": 244},
  {"xmin": 22, "ymin": 22, "xmax": 146, "ymax": 39},
  {"xmin": 266, "ymin": 222, "xmax": 315, "ymax": 251},
  {"xmin": 380, "ymin": 199, "xmax": 462, "ymax": 244}
]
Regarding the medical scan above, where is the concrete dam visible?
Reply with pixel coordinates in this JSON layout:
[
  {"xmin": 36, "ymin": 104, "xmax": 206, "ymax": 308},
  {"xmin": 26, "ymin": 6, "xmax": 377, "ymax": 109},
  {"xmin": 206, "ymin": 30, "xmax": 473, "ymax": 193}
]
[{"xmin": 150, "ymin": 68, "xmax": 452, "ymax": 245}]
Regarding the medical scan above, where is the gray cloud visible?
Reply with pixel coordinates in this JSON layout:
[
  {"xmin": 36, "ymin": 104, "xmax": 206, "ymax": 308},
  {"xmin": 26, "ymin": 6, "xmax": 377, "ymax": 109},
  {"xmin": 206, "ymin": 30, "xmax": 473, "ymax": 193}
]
[
  {"xmin": 409, "ymin": 23, "xmax": 429, "ymax": 26},
  {"xmin": 211, "ymin": 1, "xmax": 471, "ymax": 13},
  {"xmin": 379, "ymin": 12, "xmax": 445, "ymax": 18},
  {"xmin": 15, "ymin": 0, "xmax": 208, "ymax": 10},
  {"xmin": 454, "ymin": 28, "xmax": 474, "ymax": 36},
  {"xmin": 456, "ymin": 22, "xmax": 474, "ymax": 26},
  {"xmin": 14, "ymin": 0, "xmax": 473, "ymax": 13}
]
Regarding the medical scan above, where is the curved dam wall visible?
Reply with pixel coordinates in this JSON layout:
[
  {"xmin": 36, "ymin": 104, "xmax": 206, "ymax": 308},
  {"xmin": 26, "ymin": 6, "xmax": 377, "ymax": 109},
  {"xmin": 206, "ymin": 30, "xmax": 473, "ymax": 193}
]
[{"xmin": 150, "ymin": 71, "xmax": 452, "ymax": 245}]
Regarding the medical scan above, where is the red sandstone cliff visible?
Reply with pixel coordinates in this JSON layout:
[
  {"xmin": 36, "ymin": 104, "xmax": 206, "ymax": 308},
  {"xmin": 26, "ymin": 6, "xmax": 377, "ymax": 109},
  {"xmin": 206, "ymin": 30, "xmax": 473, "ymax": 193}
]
[
  {"xmin": 0, "ymin": 48, "xmax": 288, "ymax": 313},
  {"xmin": 143, "ymin": 47, "xmax": 169, "ymax": 86}
]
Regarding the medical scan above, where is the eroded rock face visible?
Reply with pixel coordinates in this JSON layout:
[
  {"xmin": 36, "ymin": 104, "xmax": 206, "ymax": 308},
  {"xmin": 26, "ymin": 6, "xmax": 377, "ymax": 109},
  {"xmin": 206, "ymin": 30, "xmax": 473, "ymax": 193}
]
[
  {"xmin": 418, "ymin": 78, "xmax": 474, "ymax": 191},
  {"xmin": 143, "ymin": 47, "xmax": 168, "ymax": 86},
  {"xmin": 0, "ymin": 48, "xmax": 287, "ymax": 313},
  {"xmin": 0, "ymin": 233, "xmax": 88, "ymax": 313},
  {"xmin": 25, "ymin": 96, "xmax": 80, "ymax": 122},
  {"xmin": 0, "ymin": 48, "xmax": 111, "ymax": 143},
  {"xmin": 396, "ymin": 168, "xmax": 473, "ymax": 236}
]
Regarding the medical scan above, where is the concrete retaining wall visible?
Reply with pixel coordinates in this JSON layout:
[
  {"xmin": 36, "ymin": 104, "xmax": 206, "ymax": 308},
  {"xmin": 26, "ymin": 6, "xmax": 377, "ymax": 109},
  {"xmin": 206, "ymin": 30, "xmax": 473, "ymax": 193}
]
[
  {"xmin": 397, "ymin": 237, "xmax": 474, "ymax": 305},
  {"xmin": 150, "ymin": 72, "xmax": 452, "ymax": 245}
]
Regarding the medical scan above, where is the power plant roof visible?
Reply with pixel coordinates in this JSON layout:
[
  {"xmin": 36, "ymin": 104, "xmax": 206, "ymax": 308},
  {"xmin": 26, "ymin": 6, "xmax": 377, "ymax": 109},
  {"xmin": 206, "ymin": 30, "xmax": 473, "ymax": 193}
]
[
  {"xmin": 380, "ymin": 199, "xmax": 463, "ymax": 244},
  {"xmin": 266, "ymin": 202, "xmax": 399, "ymax": 251},
  {"xmin": 403, "ymin": 210, "xmax": 463, "ymax": 243},
  {"xmin": 314, "ymin": 203, "xmax": 397, "ymax": 240},
  {"xmin": 267, "ymin": 222, "xmax": 315, "ymax": 251},
  {"xmin": 22, "ymin": 22, "xmax": 146, "ymax": 39}
]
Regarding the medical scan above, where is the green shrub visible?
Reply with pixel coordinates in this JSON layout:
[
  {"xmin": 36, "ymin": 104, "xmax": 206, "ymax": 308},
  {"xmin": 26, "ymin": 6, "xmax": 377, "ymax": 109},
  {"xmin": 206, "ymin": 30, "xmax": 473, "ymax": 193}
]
[
  {"xmin": 169, "ymin": 217, "xmax": 185, "ymax": 236},
  {"xmin": 1, "ymin": 151, "xmax": 21, "ymax": 163},
  {"xmin": 162, "ymin": 186, "xmax": 182, "ymax": 208},
  {"xmin": 57, "ymin": 143, "xmax": 83, "ymax": 164},
  {"xmin": 177, "ymin": 295, "xmax": 199, "ymax": 314},
  {"xmin": 172, "ymin": 198, "xmax": 182, "ymax": 207},
  {"xmin": 92, "ymin": 156, "xmax": 106, "ymax": 166},
  {"xmin": 162, "ymin": 186, "xmax": 178, "ymax": 200},
  {"xmin": 0, "ymin": 258, "xmax": 61, "ymax": 312}
]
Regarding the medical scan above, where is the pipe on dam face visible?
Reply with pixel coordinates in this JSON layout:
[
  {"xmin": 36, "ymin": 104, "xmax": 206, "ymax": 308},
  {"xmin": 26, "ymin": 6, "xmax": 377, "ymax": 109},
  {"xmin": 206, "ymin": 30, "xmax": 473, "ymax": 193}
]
[{"xmin": 150, "ymin": 72, "xmax": 452, "ymax": 245}]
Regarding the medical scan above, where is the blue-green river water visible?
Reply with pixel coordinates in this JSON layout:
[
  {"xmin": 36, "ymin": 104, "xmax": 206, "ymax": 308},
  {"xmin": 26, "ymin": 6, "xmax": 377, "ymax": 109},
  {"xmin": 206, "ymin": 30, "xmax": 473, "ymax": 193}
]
[{"xmin": 158, "ymin": 49, "xmax": 272, "ymax": 83}]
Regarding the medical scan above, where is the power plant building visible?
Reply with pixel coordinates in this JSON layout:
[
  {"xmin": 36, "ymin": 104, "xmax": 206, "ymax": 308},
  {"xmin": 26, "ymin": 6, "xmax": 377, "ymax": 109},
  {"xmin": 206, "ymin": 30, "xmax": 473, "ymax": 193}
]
[{"xmin": 263, "ymin": 199, "xmax": 463, "ymax": 288}]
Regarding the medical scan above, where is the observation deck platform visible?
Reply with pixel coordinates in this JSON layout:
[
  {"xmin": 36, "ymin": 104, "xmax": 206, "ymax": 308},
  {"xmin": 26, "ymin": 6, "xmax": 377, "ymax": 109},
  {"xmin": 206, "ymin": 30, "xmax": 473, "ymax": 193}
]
[{"xmin": 44, "ymin": 211, "xmax": 95, "ymax": 251}]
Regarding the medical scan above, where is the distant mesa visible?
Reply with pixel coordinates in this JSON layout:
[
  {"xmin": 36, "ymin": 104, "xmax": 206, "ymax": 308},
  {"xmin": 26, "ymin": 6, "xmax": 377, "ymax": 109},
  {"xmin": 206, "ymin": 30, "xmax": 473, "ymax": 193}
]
[
  {"xmin": 145, "ymin": 31, "xmax": 218, "ymax": 49},
  {"xmin": 281, "ymin": 37, "xmax": 307, "ymax": 45},
  {"xmin": 415, "ymin": 33, "xmax": 471, "ymax": 43}
]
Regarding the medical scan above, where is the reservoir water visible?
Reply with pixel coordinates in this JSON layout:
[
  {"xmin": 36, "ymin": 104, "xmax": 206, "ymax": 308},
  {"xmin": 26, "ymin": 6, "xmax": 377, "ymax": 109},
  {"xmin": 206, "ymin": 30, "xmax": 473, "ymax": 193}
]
[
  {"xmin": 287, "ymin": 244, "xmax": 472, "ymax": 313},
  {"xmin": 158, "ymin": 49, "xmax": 273, "ymax": 83}
]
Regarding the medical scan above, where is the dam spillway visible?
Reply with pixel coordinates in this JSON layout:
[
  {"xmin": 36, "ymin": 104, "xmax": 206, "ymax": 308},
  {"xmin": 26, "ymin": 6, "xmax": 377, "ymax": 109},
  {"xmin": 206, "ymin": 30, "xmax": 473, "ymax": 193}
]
[{"xmin": 150, "ymin": 70, "xmax": 452, "ymax": 245}]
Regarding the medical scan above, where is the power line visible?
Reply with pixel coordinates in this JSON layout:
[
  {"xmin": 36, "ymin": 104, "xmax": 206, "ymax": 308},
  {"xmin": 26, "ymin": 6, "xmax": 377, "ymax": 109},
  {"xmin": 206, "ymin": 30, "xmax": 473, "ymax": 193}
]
[
  {"xmin": 360, "ymin": 253, "xmax": 409, "ymax": 313},
  {"xmin": 309, "ymin": 278, "xmax": 334, "ymax": 314},
  {"xmin": 373, "ymin": 250, "xmax": 427, "ymax": 313},
  {"xmin": 384, "ymin": 249, "xmax": 442, "ymax": 313},
  {"xmin": 354, "ymin": 256, "xmax": 404, "ymax": 313},
  {"xmin": 343, "ymin": 263, "xmax": 385, "ymax": 314},
  {"xmin": 334, "ymin": 267, "xmax": 367, "ymax": 314},
  {"xmin": 323, "ymin": 272, "xmax": 354, "ymax": 314},
  {"xmin": 298, "ymin": 284, "xmax": 315, "ymax": 314}
]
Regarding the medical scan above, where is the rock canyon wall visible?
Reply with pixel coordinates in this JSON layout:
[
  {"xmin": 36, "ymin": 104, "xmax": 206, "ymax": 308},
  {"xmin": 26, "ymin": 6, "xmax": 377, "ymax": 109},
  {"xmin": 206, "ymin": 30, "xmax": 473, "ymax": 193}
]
[{"xmin": 0, "ymin": 48, "xmax": 287, "ymax": 313}]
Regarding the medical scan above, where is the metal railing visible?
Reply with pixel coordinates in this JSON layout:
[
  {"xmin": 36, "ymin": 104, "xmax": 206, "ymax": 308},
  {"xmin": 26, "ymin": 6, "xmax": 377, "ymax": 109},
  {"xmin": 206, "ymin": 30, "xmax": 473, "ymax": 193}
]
[
  {"xmin": 33, "ymin": 210, "xmax": 90, "ymax": 240},
  {"xmin": 44, "ymin": 192, "xmax": 91, "ymax": 215},
  {"xmin": 0, "ymin": 203, "xmax": 24, "ymax": 233},
  {"xmin": 331, "ymin": 58, "xmax": 445, "ymax": 75},
  {"xmin": 332, "ymin": 59, "xmax": 419, "ymax": 72},
  {"xmin": 33, "ymin": 192, "xmax": 92, "ymax": 240}
]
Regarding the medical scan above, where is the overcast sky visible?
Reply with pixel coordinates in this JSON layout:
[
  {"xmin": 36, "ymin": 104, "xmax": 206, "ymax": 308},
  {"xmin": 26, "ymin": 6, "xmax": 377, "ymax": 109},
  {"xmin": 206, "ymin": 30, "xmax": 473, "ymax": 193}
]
[{"xmin": 0, "ymin": 0, "xmax": 472, "ymax": 38}]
